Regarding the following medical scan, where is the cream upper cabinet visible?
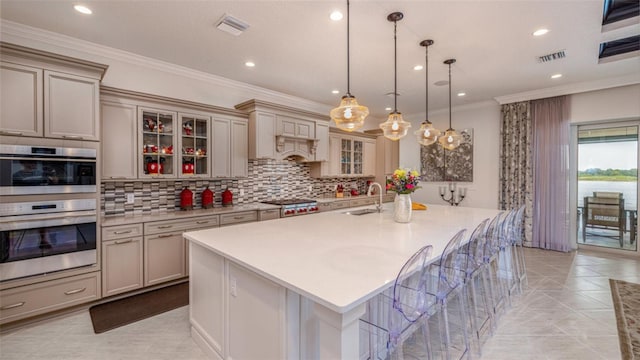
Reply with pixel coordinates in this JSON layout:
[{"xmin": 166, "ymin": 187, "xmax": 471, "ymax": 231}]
[
  {"xmin": 138, "ymin": 107, "xmax": 178, "ymax": 179},
  {"xmin": 0, "ymin": 44, "xmax": 107, "ymax": 141},
  {"xmin": 365, "ymin": 129, "xmax": 400, "ymax": 186},
  {"xmin": 212, "ymin": 117, "xmax": 248, "ymax": 178},
  {"xmin": 101, "ymin": 100, "xmax": 138, "ymax": 179},
  {"xmin": 363, "ymin": 139, "xmax": 377, "ymax": 177},
  {"xmin": 0, "ymin": 62, "xmax": 43, "ymax": 137},
  {"xmin": 311, "ymin": 129, "xmax": 376, "ymax": 178},
  {"xmin": 315, "ymin": 121, "xmax": 329, "ymax": 162},
  {"xmin": 212, "ymin": 118, "xmax": 231, "ymax": 177},
  {"xmin": 231, "ymin": 119, "xmax": 248, "ymax": 177},
  {"xmin": 178, "ymin": 112, "xmax": 211, "ymax": 178},
  {"xmin": 44, "ymin": 70, "xmax": 100, "ymax": 141}
]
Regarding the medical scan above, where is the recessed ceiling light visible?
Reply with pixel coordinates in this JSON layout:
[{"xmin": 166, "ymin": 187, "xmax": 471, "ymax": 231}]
[
  {"xmin": 332, "ymin": 90, "xmax": 340, "ymax": 94},
  {"xmin": 551, "ymin": 73, "xmax": 562, "ymax": 79},
  {"xmin": 413, "ymin": 65, "xmax": 423, "ymax": 71},
  {"xmin": 533, "ymin": 28, "xmax": 549, "ymax": 36},
  {"xmin": 74, "ymin": 4, "xmax": 92, "ymax": 14},
  {"xmin": 385, "ymin": 107, "xmax": 392, "ymax": 111},
  {"xmin": 330, "ymin": 11, "xmax": 343, "ymax": 21},
  {"xmin": 457, "ymin": 92, "xmax": 466, "ymax": 97},
  {"xmin": 245, "ymin": 61, "xmax": 255, "ymax": 67}
]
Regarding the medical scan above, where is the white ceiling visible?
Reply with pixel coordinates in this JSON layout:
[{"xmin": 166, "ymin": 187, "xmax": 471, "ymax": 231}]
[{"xmin": 1, "ymin": 0, "xmax": 639, "ymax": 120}]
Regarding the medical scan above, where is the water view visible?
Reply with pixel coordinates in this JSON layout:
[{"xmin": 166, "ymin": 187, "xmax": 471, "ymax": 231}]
[{"xmin": 577, "ymin": 181, "xmax": 637, "ymax": 210}]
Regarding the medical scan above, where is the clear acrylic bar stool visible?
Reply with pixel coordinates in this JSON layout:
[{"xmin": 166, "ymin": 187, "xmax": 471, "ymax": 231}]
[
  {"xmin": 425, "ymin": 229, "xmax": 471, "ymax": 360},
  {"xmin": 360, "ymin": 244, "xmax": 435, "ymax": 360}
]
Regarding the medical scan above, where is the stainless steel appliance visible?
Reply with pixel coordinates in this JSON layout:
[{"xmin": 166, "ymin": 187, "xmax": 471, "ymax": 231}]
[
  {"xmin": 261, "ymin": 199, "xmax": 319, "ymax": 217},
  {"xmin": 0, "ymin": 145, "xmax": 96, "ymax": 195},
  {"xmin": 0, "ymin": 199, "xmax": 97, "ymax": 282}
]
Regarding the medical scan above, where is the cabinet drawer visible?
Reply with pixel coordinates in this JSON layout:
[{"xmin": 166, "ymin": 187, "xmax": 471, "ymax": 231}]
[
  {"xmin": 259, "ymin": 209, "xmax": 280, "ymax": 221},
  {"xmin": 220, "ymin": 211, "xmax": 258, "ymax": 226},
  {"xmin": 317, "ymin": 202, "xmax": 333, "ymax": 212},
  {"xmin": 102, "ymin": 223, "xmax": 143, "ymax": 241},
  {"xmin": 330, "ymin": 201, "xmax": 351, "ymax": 210},
  {"xmin": 145, "ymin": 215, "xmax": 219, "ymax": 235},
  {"xmin": 0, "ymin": 272, "xmax": 100, "ymax": 325},
  {"xmin": 350, "ymin": 197, "xmax": 375, "ymax": 207}
]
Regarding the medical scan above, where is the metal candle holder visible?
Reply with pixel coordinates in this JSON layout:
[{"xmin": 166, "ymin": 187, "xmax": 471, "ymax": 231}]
[{"xmin": 439, "ymin": 182, "xmax": 466, "ymax": 206}]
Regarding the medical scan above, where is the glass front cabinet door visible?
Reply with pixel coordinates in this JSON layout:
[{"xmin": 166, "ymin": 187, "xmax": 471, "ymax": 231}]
[
  {"xmin": 139, "ymin": 108, "xmax": 177, "ymax": 178},
  {"xmin": 341, "ymin": 138, "xmax": 352, "ymax": 175},
  {"xmin": 178, "ymin": 113, "xmax": 210, "ymax": 178}
]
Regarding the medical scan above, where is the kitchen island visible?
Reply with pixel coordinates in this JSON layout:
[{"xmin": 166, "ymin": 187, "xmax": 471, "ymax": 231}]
[{"xmin": 184, "ymin": 203, "xmax": 501, "ymax": 360}]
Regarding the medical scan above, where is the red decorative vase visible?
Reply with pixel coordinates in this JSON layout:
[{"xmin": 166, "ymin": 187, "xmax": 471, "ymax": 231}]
[
  {"xmin": 222, "ymin": 188, "xmax": 233, "ymax": 207},
  {"xmin": 202, "ymin": 186, "xmax": 214, "ymax": 209},
  {"xmin": 180, "ymin": 186, "xmax": 193, "ymax": 210}
]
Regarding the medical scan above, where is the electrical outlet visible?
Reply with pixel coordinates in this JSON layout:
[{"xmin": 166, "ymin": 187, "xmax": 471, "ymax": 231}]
[
  {"xmin": 230, "ymin": 277, "xmax": 237, "ymax": 297},
  {"xmin": 308, "ymin": 185, "xmax": 313, "ymax": 192},
  {"xmin": 239, "ymin": 189, "xmax": 244, "ymax": 196},
  {"xmin": 126, "ymin": 193, "xmax": 135, "ymax": 204}
]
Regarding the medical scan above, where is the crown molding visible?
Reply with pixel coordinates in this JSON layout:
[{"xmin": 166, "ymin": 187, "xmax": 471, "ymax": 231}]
[
  {"xmin": 494, "ymin": 73, "xmax": 640, "ymax": 105},
  {"xmin": 1, "ymin": 20, "xmax": 332, "ymax": 113}
]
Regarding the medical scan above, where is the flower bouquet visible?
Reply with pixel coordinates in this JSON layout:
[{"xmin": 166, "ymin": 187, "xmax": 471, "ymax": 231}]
[{"xmin": 386, "ymin": 168, "xmax": 421, "ymax": 194}]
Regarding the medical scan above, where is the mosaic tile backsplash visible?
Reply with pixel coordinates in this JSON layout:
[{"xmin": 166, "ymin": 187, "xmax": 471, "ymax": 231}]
[{"xmin": 101, "ymin": 158, "xmax": 375, "ymax": 216}]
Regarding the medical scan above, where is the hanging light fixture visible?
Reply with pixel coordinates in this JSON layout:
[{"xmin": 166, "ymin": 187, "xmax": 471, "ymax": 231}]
[
  {"xmin": 438, "ymin": 59, "xmax": 463, "ymax": 150},
  {"xmin": 330, "ymin": 0, "xmax": 369, "ymax": 132},
  {"xmin": 379, "ymin": 12, "xmax": 411, "ymax": 141},
  {"xmin": 414, "ymin": 39, "xmax": 440, "ymax": 146}
]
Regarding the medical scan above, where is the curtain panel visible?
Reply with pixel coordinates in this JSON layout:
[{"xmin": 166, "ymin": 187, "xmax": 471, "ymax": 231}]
[
  {"xmin": 531, "ymin": 96, "xmax": 570, "ymax": 252},
  {"xmin": 499, "ymin": 102, "xmax": 534, "ymax": 246}
]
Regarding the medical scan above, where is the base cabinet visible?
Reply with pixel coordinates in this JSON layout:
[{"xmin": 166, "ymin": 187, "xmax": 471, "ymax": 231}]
[
  {"xmin": 102, "ymin": 237, "xmax": 143, "ymax": 297},
  {"xmin": 190, "ymin": 243, "xmax": 286, "ymax": 360},
  {"xmin": 0, "ymin": 272, "xmax": 100, "ymax": 325},
  {"xmin": 144, "ymin": 232, "xmax": 186, "ymax": 286}
]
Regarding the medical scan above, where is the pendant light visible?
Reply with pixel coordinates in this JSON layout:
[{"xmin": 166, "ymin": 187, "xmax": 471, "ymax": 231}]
[
  {"xmin": 379, "ymin": 12, "xmax": 411, "ymax": 141},
  {"xmin": 438, "ymin": 59, "xmax": 463, "ymax": 150},
  {"xmin": 330, "ymin": 0, "xmax": 369, "ymax": 132},
  {"xmin": 414, "ymin": 39, "xmax": 441, "ymax": 146}
]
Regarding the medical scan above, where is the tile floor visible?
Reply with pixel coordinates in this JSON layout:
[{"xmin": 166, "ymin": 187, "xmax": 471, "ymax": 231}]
[{"xmin": 0, "ymin": 247, "xmax": 638, "ymax": 360}]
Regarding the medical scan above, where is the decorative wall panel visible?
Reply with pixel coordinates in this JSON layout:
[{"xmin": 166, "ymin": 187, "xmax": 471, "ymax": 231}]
[{"xmin": 420, "ymin": 128, "xmax": 473, "ymax": 182}]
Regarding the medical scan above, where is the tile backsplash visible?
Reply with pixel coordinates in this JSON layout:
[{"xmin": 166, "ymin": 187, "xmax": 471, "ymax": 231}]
[{"xmin": 101, "ymin": 158, "xmax": 374, "ymax": 216}]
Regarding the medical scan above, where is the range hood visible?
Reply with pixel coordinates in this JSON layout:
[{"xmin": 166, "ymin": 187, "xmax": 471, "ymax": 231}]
[{"xmin": 235, "ymin": 99, "xmax": 329, "ymax": 162}]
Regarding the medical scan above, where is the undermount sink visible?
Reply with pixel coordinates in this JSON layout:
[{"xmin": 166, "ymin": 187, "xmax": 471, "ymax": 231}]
[{"xmin": 344, "ymin": 208, "xmax": 379, "ymax": 216}]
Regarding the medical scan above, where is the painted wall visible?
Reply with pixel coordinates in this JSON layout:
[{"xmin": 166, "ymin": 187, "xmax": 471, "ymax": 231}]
[{"xmin": 396, "ymin": 102, "xmax": 502, "ymax": 210}]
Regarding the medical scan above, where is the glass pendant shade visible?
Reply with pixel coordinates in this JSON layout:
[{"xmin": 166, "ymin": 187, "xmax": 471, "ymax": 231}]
[
  {"xmin": 331, "ymin": 95, "xmax": 369, "ymax": 131},
  {"xmin": 438, "ymin": 128, "xmax": 463, "ymax": 150},
  {"xmin": 380, "ymin": 111, "xmax": 411, "ymax": 141},
  {"xmin": 415, "ymin": 120, "xmax": 440, "ymax": 146}
]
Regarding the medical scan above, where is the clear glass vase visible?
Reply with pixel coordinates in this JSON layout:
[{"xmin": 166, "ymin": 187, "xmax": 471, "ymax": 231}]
[{"xmin": 394, "ymin": 193, "xmax": 412, "ymax": 223}]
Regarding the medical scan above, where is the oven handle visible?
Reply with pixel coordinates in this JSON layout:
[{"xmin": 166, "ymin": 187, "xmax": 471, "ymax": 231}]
[
  {"xmin": 0, "ymin": 214, "xmax": 96, "ymax": 232},
  {"xmin": 0, "ymin": 156, "xmax": 96, "ymax": 163}
]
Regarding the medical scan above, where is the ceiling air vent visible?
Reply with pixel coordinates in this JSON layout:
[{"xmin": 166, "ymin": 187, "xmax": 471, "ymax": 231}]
[
  {"xmin": 216, "ymin": 14, "xmax": 250, "ymax": 36},
  {"xmin": 538, "ymin": 50, "xmax": 567, "ymax": 63}
]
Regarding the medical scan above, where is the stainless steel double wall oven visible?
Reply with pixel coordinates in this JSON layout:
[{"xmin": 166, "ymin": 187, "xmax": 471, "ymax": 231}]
[{"xmin": 0, "ymin": 144, "xmax": 98, "ymax": 282}]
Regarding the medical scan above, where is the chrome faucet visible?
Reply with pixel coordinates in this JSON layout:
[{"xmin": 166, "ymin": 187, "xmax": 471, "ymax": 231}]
[{"xmin": 367, "ymin": 182, "xmax": 383, "ymax": 212}]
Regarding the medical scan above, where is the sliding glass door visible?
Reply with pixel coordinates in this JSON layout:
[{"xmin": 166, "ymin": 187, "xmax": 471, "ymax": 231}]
[{"xmin": 574, "ymin": 122, "xmax": 638, "ymax": 253}]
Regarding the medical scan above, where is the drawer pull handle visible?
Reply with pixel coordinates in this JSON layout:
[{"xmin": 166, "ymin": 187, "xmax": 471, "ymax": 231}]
[
  {"xmin": 114, "ymin": 230, "xmax": 133, "ymax": 235},
  {"xmin": 115, "ymin": 239, "xmax": 133, "ymax": 245},
  {"xmin": 109, "ymin": 176, "xmax": 126, "ymax": 179},
  {"xmin": 62, "ymin": 135, "xmax": 83, "ymax": 139},
  {"xmin": 64, "ymin": 288, "xmax": 86, "ymax": 295},
  {"xmin": 158, "ymin": 225, "xmax": 172, "ymax": 229},
  {"xmin": 233, "ymin": 216, "xmax": 245, "ymax": 220},
  {"xmin": 158, "ymin": 234, "xmax": 174, "ymax": 238},
  {"xmin": 0, "ymin": 130, "xmax": 23, "ymax": 136},
  {"xmin": 196, "ymin": 221, "xmax": 210, "ymax": 224},
  {"xmin": 1, "ymin": 302, "xmax": 25, "ymax": 310}
]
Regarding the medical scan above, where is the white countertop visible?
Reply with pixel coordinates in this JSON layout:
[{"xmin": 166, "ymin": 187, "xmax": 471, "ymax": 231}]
[
  {"xmin": 101, "ymin": 203, "xmax": 281, "ymax": 226},
  {"xmin": 184, "ymin": 203, "xmax": 501, "ymax": 313}
]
